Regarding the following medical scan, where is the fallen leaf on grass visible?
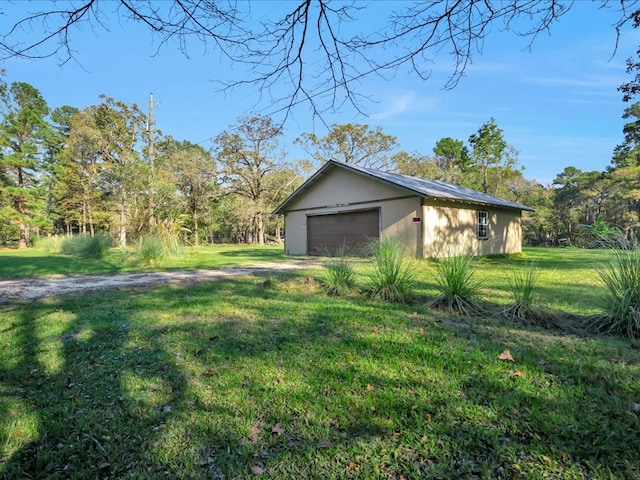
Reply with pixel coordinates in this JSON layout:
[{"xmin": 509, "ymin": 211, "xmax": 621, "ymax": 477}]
[
  {"xmin": 250, "ymin": 421, "xmax": 265, "ymax": 443},
  {"xmin": 271, "ymin": 423, "xmax": 285, "ymax": 436},
  {"xmin": 510, "ymin": 370, "xmax": 526, "ymax": 378},
  {"xmin": 499, "ymin": 349, "xmax": 515, "ymax": 362},
  {"xmin": 407, "ymin": 312, "xmax": 422, "ymax": 319},
  {"xmin": 348, "ymin": 463, "xmax": 360, "ymax": 472},
  {"xmin": 366, "ymin": 384, "xmax": 375, "ymax": 392},
  {"xmin": 251, "ymin": 465, "xmax": 264, "ymax": 475}
]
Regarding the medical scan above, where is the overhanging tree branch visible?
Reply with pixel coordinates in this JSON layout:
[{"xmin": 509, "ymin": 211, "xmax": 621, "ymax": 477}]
[{"xmin": 1, "ymin": 1, "xmax": 638, "ymax": 115}]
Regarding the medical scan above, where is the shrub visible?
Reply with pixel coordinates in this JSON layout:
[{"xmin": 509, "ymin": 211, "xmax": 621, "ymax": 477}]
[
  {"xmin": 159, "ymin": 229, "xmax": 184, "ymax": 258},
  {"xmin": 36, "ymin": 236, "xmax": 63, "ymax": 253},
  {"xmin": 138, "ymin": 235, "xmax": 165, "ymax": 264},
  {"xmin": 501, "ymin": 261, "xmax": 541, "ymax": 322},
  {"xmin": 365, "ymin": 239, "xmax": 416, "ymax": 303},
  {"xmin": 431, "ymin": 248, "xmax": 483, "ymax": 315},
  {"xmin": 594, "ymin": 243, "xmax": 640, "ymax": 339},
  {"xmin": 60, "ymin": 235, "xmax": 110, "ymax": 259},
  {"xmin": 320, "ymin": 244, "xmax": 357, "ymax": 296}
]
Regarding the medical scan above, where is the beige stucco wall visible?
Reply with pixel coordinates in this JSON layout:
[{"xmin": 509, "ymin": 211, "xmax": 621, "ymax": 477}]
[
  {"xmin": 422, "ymin": 199, "xmax": 522, "ymax": 257},
  {"xmin": 282, "ymin": 167, "xmax": 422, "ymax": 255}
]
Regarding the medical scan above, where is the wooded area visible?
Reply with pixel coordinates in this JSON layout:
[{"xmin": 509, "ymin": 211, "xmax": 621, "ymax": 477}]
[
  {"xmin": 1, "ymin": 73, "xmax": 639, "ymax": 249},
  {"xmin": 2, "ymin": 2, "xmax": 640, "ymax": 249}
]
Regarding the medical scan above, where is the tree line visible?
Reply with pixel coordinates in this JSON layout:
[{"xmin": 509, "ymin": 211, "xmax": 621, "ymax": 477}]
[{"xmin": 0, "ymin": 72, "xmax": 638, "ymax": 249}]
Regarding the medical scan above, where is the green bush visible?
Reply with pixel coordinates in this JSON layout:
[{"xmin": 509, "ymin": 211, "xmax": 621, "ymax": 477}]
[
  {"xmin": 595, "ymin": 244, "xmax": 640, "ymax": 339},
  {"xmin": 138, "ymin": 235, "xmax": 166, "ymax": 264},
  {"xmin": 60, "ymin": 235, "xmax": 111, "ymax": 259},
  {"xmin": 35, "ymin": 235, "xmax": 63, "ymax": 253},
  {"xmin": 431, "ymin": 248, "xmax": 483, "ymax": 315},
  {"xmin": 320, "ymin": 245, "xmax": 357, "ymax": 296},
  {"xmin": 365, "ymin": 239, "xmax": 416, "ymax": 303}
]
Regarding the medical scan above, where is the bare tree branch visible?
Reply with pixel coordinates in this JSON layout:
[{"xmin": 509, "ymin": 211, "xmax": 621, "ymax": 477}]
[{"xmin": 1, "ymin": 1, "xmax": 638, "ymax": 116}]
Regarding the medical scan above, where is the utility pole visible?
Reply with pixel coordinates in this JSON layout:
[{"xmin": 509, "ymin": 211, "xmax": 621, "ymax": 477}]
[{"xmin": 148, "ymin": 92, "xmax": 156, "ymax": 230}]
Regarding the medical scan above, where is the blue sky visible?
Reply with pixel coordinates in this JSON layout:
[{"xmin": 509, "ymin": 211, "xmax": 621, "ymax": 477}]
[{"xmin": 2, "ymin": 1, "xmax": 639, "ymax": 185}]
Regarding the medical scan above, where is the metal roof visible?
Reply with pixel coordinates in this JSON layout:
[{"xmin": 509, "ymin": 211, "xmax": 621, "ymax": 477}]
[{"xmin": 273, "ymin": 160, "xmax": 535, "ymax": 214}]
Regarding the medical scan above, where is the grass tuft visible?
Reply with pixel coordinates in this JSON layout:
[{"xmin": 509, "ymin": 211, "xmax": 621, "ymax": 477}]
[
  {"xmin": 430, "ymin": 248, "xmax": 483, "ymax": 315},
  {"xmin": 60, "ymin": 234, "xmax": 111, "ymax": 259},
  {"xmin": 319, "ymin": 245, "xmax": 357, "ymax": 296},
  {"xmin": 365, "ymin": 238, "xmax": 416, "ymax": 303},
  {"xmin": 593, "ymin": 238, "xmax": 640, "ymax": 339},
  {"xmin": 138, "ymin": 235, "xmax": 166, "ymax": 264},
  {"xmin": 501, "ymin": 260, "xmax": 538, "ymax": 321}
]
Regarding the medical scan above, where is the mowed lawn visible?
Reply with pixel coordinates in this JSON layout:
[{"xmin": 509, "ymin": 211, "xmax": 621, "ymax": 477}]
[{"xmin": 0, "ymin": 246, "xmax": 638, "ymax": 479}]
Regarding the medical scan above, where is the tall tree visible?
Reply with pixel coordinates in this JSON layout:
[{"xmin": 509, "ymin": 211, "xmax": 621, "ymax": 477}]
[
  {"xmin": 393, "ymin": 151, "xmax": 442, "ymax": 180},
  {"xmin": 432, "ymin": 137, "xmax": 471, "ymax": 184},
  {"xmin": 611, "ymin": 102, "xmax": 640, "ymax": 168},
  {"xmin": 606, "ymin": 102, "xmax": 640, "ymax": 235},
  {"xmin": 619, "ymin": 10, "xmax": 640, "ymax": 103},
  {"xmin": 44, "ymin": 105, "xmax": 79, "ymax": 233},
  {"xmin": 552, "ymin": 167, "xmax": 607, "ymax": 243},
  {"xmin": 0, "ymin": 81, "xmax": 50, "ymax": 248},
  {"xmin": 215, "ymin": 115, "xmax": 283, "ymax": 245},
  {"xmin": 467, "ymin": 118, "xmax": 522, "ymax": 197},
  {"xmin": 93, "ymin": 96, "xmax": 147, "ymax": 247},
  {"xmin": 296, "ymin": 123, "xmax": 398, "ymax": 170},
  {"xmin": 54, "ymin": 106, "xmax": 110, "ymax": 236},
  {"xmin": 163, "ymin": 139, "xmax": 219, "ymax": 247}
]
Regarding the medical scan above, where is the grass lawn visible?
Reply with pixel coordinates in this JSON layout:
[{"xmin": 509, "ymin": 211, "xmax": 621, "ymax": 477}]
[
  {"xmin": 0, "ymin": 244, "xmax": 286, "ymax": 279},
  {"xmin": 0, "ymin": 246, "xmax": 639, "ymax": 479}
]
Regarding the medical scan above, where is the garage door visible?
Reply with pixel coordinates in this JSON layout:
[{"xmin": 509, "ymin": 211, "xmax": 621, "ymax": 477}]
[{"xmin": 307, "ymin": 209, "xmax": 379, "ymax": 256}]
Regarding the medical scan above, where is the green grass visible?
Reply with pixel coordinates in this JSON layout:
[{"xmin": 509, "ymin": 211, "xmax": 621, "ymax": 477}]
[
  {"xmin": 0, "ymin": 247, "xmax": 639, "ymax": 478},
  {"xmin": 0, "ymin": 244, "xmax": 286, "ymax": 279}
]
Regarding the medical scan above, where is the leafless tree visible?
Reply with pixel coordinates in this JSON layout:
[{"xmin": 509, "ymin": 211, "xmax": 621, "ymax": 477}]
[{"xmin": 1, "ymin": 1, "xmax": 638, "ymax": 116}]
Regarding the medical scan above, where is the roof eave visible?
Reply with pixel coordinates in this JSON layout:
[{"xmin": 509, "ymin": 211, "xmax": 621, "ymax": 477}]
[{"xmin": 273, "ymin": 159, "xmax": 535, "ymax": 214}]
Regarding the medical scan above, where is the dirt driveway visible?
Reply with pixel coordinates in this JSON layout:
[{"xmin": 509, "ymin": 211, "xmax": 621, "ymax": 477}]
[{"xmin": 0, "ymin": 260, "xmax": 319, "ymax": 304}]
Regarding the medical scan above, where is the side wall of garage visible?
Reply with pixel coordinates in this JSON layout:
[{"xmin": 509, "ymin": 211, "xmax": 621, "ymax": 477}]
[{"xmin": 422, "ymin": 199, "xmax": 523, "ymax": 257}]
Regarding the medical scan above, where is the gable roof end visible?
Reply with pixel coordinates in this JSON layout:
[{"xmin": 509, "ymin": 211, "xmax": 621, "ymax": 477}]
[{"xmin": 273, "ymin": 159, "xmax": 534, "ymax": 214}]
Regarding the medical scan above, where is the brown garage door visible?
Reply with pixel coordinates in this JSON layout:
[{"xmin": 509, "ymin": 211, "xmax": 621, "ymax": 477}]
[{"xmin": 307, "ymin": 209, "xmax": 380, "ymax": 256}]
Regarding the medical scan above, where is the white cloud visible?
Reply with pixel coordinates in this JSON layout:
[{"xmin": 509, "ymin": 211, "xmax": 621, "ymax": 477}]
[{"xmin": 369, "ymin": 91, "xmax": 439, "ymax": 120}]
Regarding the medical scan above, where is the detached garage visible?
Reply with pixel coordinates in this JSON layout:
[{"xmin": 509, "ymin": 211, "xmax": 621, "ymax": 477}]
[{"xmin": 273, "ymin": 160, "xmax": 534, "ymax": 257}]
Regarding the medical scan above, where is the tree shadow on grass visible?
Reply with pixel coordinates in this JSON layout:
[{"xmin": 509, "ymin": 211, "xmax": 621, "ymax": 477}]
[
  {"xmin": 1, "ymin": 275, "xmax": 638, "ymax": 478},
  {"xmin": 0, "ymin": 294, "xmax": 194, "ymax": 478}
]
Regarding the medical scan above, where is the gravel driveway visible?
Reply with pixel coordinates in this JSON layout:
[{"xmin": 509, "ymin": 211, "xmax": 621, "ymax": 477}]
[{"xmin": 0, "ymin": 260, "xmax": 319, "ymax": 304}]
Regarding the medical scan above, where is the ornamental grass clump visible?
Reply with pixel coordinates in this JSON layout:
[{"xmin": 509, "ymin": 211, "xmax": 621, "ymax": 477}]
[
  {"xmin": 365, "ymin": 238, "xmax": 416, "ymax": 303},
  {"xmin": 499, "ymin": 260, "xmax": 562, "ymax": 326},
  {"xmin": 138, "ymin": 235, "xmax": 165, "ymax": 264},
  {"xmin": 594, "ymin": 236, "xmax": 640, "ymax": 339},
  {"xmin": 319, "ymin": 245, "xmax": 357, "ymax": 296},
  {"xmin": 60, "ymin": 234, "xmax": 111, "ymax": 260},
  {"xmin": 431, "ymin": 248, "xmax": 483, "ymax": 315}
]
